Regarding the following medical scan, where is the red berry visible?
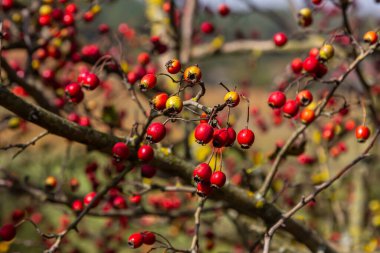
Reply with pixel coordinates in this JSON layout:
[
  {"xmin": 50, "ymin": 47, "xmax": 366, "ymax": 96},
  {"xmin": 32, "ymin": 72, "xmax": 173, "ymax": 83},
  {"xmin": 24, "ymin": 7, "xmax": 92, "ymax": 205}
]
[
  {"xmin": 303, "ymin": 56, "xmax": 319, "ymax": 73},
  {"xmin": 141, "ymin": 164, "xmax": 157, "ymax": 178},
  {"xmin": 296, "ymin": 90, "xmax": 313, "ymax": 106},
  {"xmin": 165, "ymin": 59, "xmax": 181, "ymax": 74},
  {"xmin": 146, "ymin": 122, "xmax": 166, "ymax": 143},
  {"xmin": 129, "ymin": 195, "xmax": 142, "ymax": 204},
  {"xmin": 201, "ymin": 22, "xmax": 214, "ymax": 34},
  {"xmin": 68, "ymin": 112, "xmax": 80, "ymax": 123},
  {"xmin": 314, "ymin": 62, "xmax": 328, "ymax": 78},
  {"xmin": 193, "ymin": 163, "xmax": 212, "ymax": 183},
  {"xmin": 72, "ymin": 200, "xmax": 84, "ymax": 212},
  {"xmin": 98, "ymin": 23, "xmax": 110, "ymax": 34},
  {"xmin": 355, "ymin": 125, "xmax": 370, "ymax": 143},
  {"xmin": 11, "ymin": 209, "xmax": 25, "ymax": 223},
  {"xmin": 309, "ymin": 48, "xmax": 319, "ymax": 58},
  {"xmin": 212, "ymin": 128, "xmax": 229, "ymax": 148},
  {"xmin": 273, "ymin": 32, "xmax": 288, "ymax": 47},
  {"xmin": 142, "ymin": 231, "xmax": 156, "ymax": 245},
  {"xmin": 194, "ymin": 123, "xmax": 214, "ymax": 145},
  {"xmin": 128, "ymin": 233, "xmax": 143, "ymax": 248},
  {"xmin": 137, "ymin": 52, "xmax": 150, "ymax": 66},
  {"xmin": 140, "ymin": 74, "xmax": 157, "ymax": 91},
  {"xmin": 138, "ymin": 145, "xmax": 154, "ymax": 161},
  {"xmin": 113, "ymin": 196, "xmax": 127, "ymax": 209},
  {"xmin": 210, "ymin": 171, "xmax": 226, "ymax": 188},
  {"xmin": 62, "ymin": 13, "xmax": 75, "ymax": 26},
  {"xmin": 151, "ymin": 93, "xmax": 169, "ymax": 111},
  {"xmin": 83, "ymin": 11, "xmax": 94, "ymax": 22},
  {"xmin": 79, "ymin": 116, "xmax": 91, "ymax": 127},
  {"xmin": 38, "ymin": 14, "xmax": 51, "ymax": 26},
  {"xmin": 218, "ymin": 3, "xmax": 230, "ymax": 16},
  {"xmin": 65, "ymin": 3, "xmax": 77, "ymax": 13},
  {"xmin": 81, "ymin": 72, "xmax": 100, "ymax": 90},
  {"xmin": 0, "ymin": 224, "xmax": 16, "ymax": 241},
  {"xmin": 127, "ymin": 71, "xmax": 138, "ymax": 85},
  {"xmin": 196, "ymin": 181, "xmax": 212, "ymax": 197},
  {"xmin": 268, "ymin": 91, "xmax": 286, "ymax": 108},
  {"xmin": 237, "ymin": 128, "xmax": 255, "ymax": 149},
  {"xmin": 2, "ymin": 0, "xmax": 14, "ymax": 11},
  {"xmin": 282, "ymin": 100, "xmax": 299, "ymax": 118},
  {"xmin": 225, "ymin": 127, "xmax": 237, "ymax": 147},
  {"xmin": 65, "ymin": 83, "xmax": 84, "ymax": 103},
  {"xmin": 84, "ymin": 192, "xmax": 100, "ymax": 207},
  {"xmin": 312, "ymin": 0, "xmax": 322, "ymax": 5},
  {"xmin": 300, "ymin": 108, "xmax": 315, "ymax": 124},
  {"xmin": 291, "ymin": 58, "xmax": 303, "ymax": 74},
  {"xmin": 112, "ymin": 142, "xmax": 130, "ymax": 161}
]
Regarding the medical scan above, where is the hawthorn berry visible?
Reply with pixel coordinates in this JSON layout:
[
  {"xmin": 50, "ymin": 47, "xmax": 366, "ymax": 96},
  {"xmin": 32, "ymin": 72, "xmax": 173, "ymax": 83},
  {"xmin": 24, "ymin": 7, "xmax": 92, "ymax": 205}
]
[
  {"xmin": 303, "ymin": 57, "xmax": 319, "ymax": 73},
  {"xmin": 70, "ymin": 177, "xmax": 80, "ymax": 192},
  {"xmin": 282, "ymin": 100, "xmax": 299, "ymax": 118},
  {"xmin": 79, "ymin": 72, "xmax": 100, "ymax": 90},
  {"xmin": 112, "ymin": 142, "xmax": 130, "ymax": 161},
  {"xmin": 237, "ymin": 128, "xmax": 255, "ymax": 149},
  {"xmin": 113, "ymin": 196, "xmax": 127, "ymax": 209},
  {"xmin": 218, "ymin": 3, "xmax": 230, "ymax": 17},
  {"xmin": 128, "ymin": 233, "xmax": 143, "ymax": 248},
  {"xmin": 79, "ymin": 116, "xmax": 91, "ymax": 127},
  {"xmin": 146, "ymin": 122, "xmax": 166, "ymax": 143},
  {"xmin": 363, "ymin": 31, "xmax": 378, "ymax": 45},
  {"xmin": 225, "ymin": 127, "xmax": 237, "ymax": 147},
  {"xmin": 224, "ymin": 91, "xmax": 240, "ymax": 107},
  {"xmin": 210, "ymin": 171, "xmax": 226, "ymax": 188},
  {"xmin": 129, "ymin": 195, "xmax": 142, "ymax": 204},
  {"xmin": 11, "ymin": 209, "xmax": 25, "ymax": 223},
  {"xmin": 72, "ymin": 200, "xmax": 84, "ymax": 212},
  {"xmin": 84, "ymin": 192, "xmax": 100, "ymax": 207},
  {"xmin": 319, "ymin": 44, "xmax": 334, "ymax": 61},
  {"xmin": 142, "ymin": 231, "xmax": 156, "ymax": 245},
  {"xmin": 322, "ymin": 128, "xmax": 335, "ymax": 141},
  {"xmin": 268, "ymin": 91, "xmax": 286, "ymax": 108},
  {"xmin": 193, "ymin": 163, "xmax": 212, "ymax": 183},
  {"xmin": 296, "ymin": 90, "xmax": 313, "ymax": 106},
  {"xmin": 273, "ymin": 32, "xmax": 288, "ymax": 47},
  {"xmin": 141, "ymin": 164, "xmax": 157, "ymax": 178},
  {"xmin": 140, "ymin": 74, "xmax": 157, "ymax": 91},
  {"xmin": 62, "ymin": 13, "xmax": 75, "ymax": 26},
  {"xmin": 137, "ymin": 52, "xmax": 150, "ymax": 66},
  {"xmin": 1, "ymin": 0, "xmax": 14, "ymax": 11},
  {"xmin": 196, "ymin": 181, "xmax": 212, "ymax": 197},
  {"xmin": 213, "ymin": 128, "xmax": 229, "ymax": 148},
  {"xmin": 183, "ymin": 65, "xmax": 202, "ymax": 83},
  {"xmin": 300, "ymin": 108, "xmax": 315, "ymax": 124},
  {"xmin": 0, "ymin": 224, "xmax": 16, "ymax": 242},
  {"xmin": 298, "ymin": 8, "xmax": 313, "ymax": 27},
  {"xmin": 165, "ymin": 96, "xmax": 183, "ymax": 114},
  {"xmin": 201, "ymin": 22, "xmax": 214, "ymax": 34},
  {"xmin": 127, "ymin": 71, "xmax": 138, "ymax": 85},
  {"xmin": 291, "ymin": 58, "xmax": 303, "ymax": 74},
  {"xmin": 355, "ymin": 125, "xmax": 370, "ymax": 143},
  {"xmin": 312, "ymin": 0, "xmax": 322, "ymax": 5},
  {"xmin": 194, "ymin": 123, "xmax": 214, "ymax": 145},
  {"xmin": 151, "ymin": 93, "xmax": 169, "ymax": 111},
  {"xmin": 65, "ymin": 83, "xmax": 84, "ymax": 103},
  {"xmin": 138, "ymin": 145, "xmax": 154, "ymax": 161},
  {"xmin": 165, "ymin": 59, "xmax": 181, "ymax": 74},
  {"xmin": 45, "ymin": 176, "xmax": 58, "ymax": 190}
]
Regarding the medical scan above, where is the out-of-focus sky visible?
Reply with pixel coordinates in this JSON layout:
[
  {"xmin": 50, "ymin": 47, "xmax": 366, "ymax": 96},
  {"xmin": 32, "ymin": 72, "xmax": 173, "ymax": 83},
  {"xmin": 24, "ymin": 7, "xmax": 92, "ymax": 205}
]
[{"xmin": 196, "ymin": 0, "xmax": 380, "ymax": 17}]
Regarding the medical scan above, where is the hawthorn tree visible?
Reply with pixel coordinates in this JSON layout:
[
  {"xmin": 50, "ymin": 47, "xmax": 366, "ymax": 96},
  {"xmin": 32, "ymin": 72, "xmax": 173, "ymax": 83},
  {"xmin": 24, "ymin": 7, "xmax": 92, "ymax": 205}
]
[{"xmin": 1, "ymin": 0, "xmax": 380, "ymax": 253}]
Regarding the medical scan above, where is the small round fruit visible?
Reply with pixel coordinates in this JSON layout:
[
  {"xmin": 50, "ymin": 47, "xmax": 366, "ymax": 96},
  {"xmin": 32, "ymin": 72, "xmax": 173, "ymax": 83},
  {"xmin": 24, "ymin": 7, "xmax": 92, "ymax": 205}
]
[
  {"xmin": 282, "ymin": 100, "xmax": 299, "ymax": 118},
  {"xmin": 296, "ymin": 90, "xmax": 313, "ymax": 106},
  {"xmin": 201, "ymin": 22, "xmax": 214, "ymax": 34},
  {"xmin": 210, "ymin": 171, "xmax": 226, "ymax": 188},
  {"xmin": 113, "ymin": 196, "xmax": 127, "ymax": 209},
  {"xmin": 138, "ymin": 145, "xmax": 154, "ymax": 161},
  {"xmin": 298, "ymin": 8, "xmax": 313, "ymax": 27},
  {"xmin": 212, "ymin": 128, "xmax": 229, "ymax": 148},
  {"xmin": 319, "ymin": 44, "xmax": 334, "ymax": 61},
  {"xmin": 194, "ymin": 123, "xmax": 214, "ymax": 145},
  {"xmin": 0, "ymin": 224, "xmax": 16, "ymax": 241},
  {"xmin": 151, "ymin": 93, "xmax": 169, "ymax": 111},
  {"xmin": 183, "ymin": 65, "xmax": 202, "ymax": 83},
  {"xmin": 129, "ymin": 195, "xmax": 141, "ymax": 204},
  {"xmin": 312, "ymin": 0, "xmax": 322, "ymax": 5},
  {"xmin": 112, "ymin": 142, "xmax": 130, "ymax": 160},
  {"xmin": 83, "ymin": 192, "xmax": 100, "ymax": 207},
  {"xmin": 81, "ymin": 72, "xmax": 100, "ymax": 90},
  {"xmin": 363, "ymin": 31, "xmax": 378, "ymax": 45},
  {"xmin": 225, "ymin": 127, "xmax": 236, "ymax": 147},
  {"xmin": 140, "ymin": 74, "xmax": 157, "ymax": 91},
  {"xmin": 141, "ymin": 164, "xmax": 157, "ymax": 178},
  {"xmin": 224, "ymin": 91, "xmax": 240, "ymax": 107},
  {"xmin": 218, "ymin": 3, "xmax": 230, "ymax": 16},
  {"xmin": 291, "ymin": 58, "xmax": 303, "ymax": 74},
  {"xmin": 273, "ymin": 32, "xmax": 288, "ymax": 47},
  {"xmin": 165, "ymin": 59, "xmax": 181, "ymax": 74},
  {"xmin": 268, "ymin": 91, "xmax": 286, "ymax": 108},
  {"xmin": 165, "ymin": 96, "xmax": 183, "ymax": 114},
  {"xmin": 45, "ymin": 176, "xmax": 58, "ymax": 190},
  {"xmin": 65, "ymin": 82, "xmax": 84, "ymax": 103},
  {"xmin": 237, "ymin": 128, "xmax": 255, "ymax": 149},
  {"xmin": 127, "ymin": 71, "xmax": 138, "ymax": 85},
  {"xmin": 72, "ymin": 200, "xmax": 84, "ymax": 212},
  {"xmin": 193, "ymin": 163, "xmax": 212, "ymax": 183},
  {"xmin": 303, "ymin": 56, "xmax": 319, "ymax": 73},
  {"xmin": 196, "ymin": 181, "xmax": 212, "ymax": 197},
  {"xmin": 355, "ymin": 125, "xmax": 370, "ymax": 143},
  {"xmin": 300, "ymin": 109, "xmax": 315, "ymax": 124},
  {"xmin": 137, "ymin": 52, "xmax": 150, "ymax": 65},
  {"xmin": 146, "ymin": 122, "xmax": 166, "ymax": 143},
  {"xmin": 142, "ymin": 231, "xmax": 156, "ymax": 245},
  {"xmin": 128, "ymin": 233, "xmax": 143, "ymax": 248}
]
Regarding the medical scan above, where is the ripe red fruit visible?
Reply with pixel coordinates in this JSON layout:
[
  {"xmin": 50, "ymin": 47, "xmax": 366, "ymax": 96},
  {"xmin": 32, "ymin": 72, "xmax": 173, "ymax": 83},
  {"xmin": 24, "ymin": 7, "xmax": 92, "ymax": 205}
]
[
  {"xmin": 127, "ymin": 71, "xmax": 138, "ymax": 85},
  {"xmin": 38, "ymin": 15, "xmax": 51, "ymax": 26},
  {"xmin": 273, "ymin": 32, "xmax": 288, "ymax": 47},
  {"xmin": 194, "ymin": 123, "xmax": 214, "ymax": 145},
  {"xmin": 300, "ymin": 109, "xmax": 315, "ymax": 124},
  {"xmin": 80, "ymin": 72, "xmax": 100, "ymax": 90},
  {"xmin": 291, "ymin": 58, "xmax": 303, "ymax": 74},
  {"xmin": 141, "ymin": 164, "xmax": 157, "ymax": 178},
  {"xmin": 129, "ymin": 195, "xmax": 142, "ymax": 204},
  {"xmin": 312, "ymin": 0, "xmax": 322, "ymax": 5},
  {"xmin": 83, "ymin": 11, "xmax": 94, "ymax": 22},
  {"xmin": 0, "ymin": 224, "xmax": 16, "ymax": 241},
  {"xmin": 65, "ymin": 83, "xmax": 84, "ymax": 103},
  {"xmin": 322, "ymin": 128, "xmax": 335, "ymax": 141},
  {"xmin": 113, "ymin": 196, "xmax": 127, "ymax": 209},
  {"xmin": 282, "ymin": 100, "xmax": 299, "ymax": 118},
  {"xmin": 314, "ymin": 62, "xmax": 328, "ymax": 78},
  {"xmin": 363, "ymin": 31, "xmax": 378, "ymax": 45},
  {"xmin": 165, "ymin": 59, "xmax": 181, "ymax": 74},
  {"xmin": 98, "ymin": 23, "xmax": 110, "ymax": 34},
  {"xmin": 237, "ymin": 128, "xmax": 255, "ymax": 149},
  {"xmin": 137, "ymin": 52, "xmax": 150, "ymax": 66},
  {"xmin": 112, "ymin": 142, "xmax": 130, "ymax": 161},
  {"xmin": 84, "ymin": 192, "xmax": 100, "ymax": 207},
  {"xmin": 210, "ymin": 171, "xmax": 226, "ymax": 188},
  {"xmin": 142, "ymin": 231, "xmax": 156, "ymax": 245},
  {"xmin": 146, "ymin": 122, "xmax": 166, "ymax": 143},
  {"xmin": 218, "ymin": 4, "xmax": 230, "ymax": 16},
  {"xmin": 140, "ymin": 74, "xmax": 157, "ymax": 91},
  {"xmin": 201, "ymin": 22, "xmax": 214, "ymax": 34},
  {"xmin": 2, "ymin": 0, "xmax": 14, "ymax": 11},
  {"xmin": 225, "ymin": 127, "xmax": 237, "ymax": 147},
  {"xmin": 128, "ymin": 233, "xmax": 143, "ymax": 248},
  {"xmin": 303, "ymin": 56, "xmax": 319, "ymax": 73},
  {"xmin": 11, "ymin": 209, "xmax": 25, "ymax": 223},
  {"xmin": 196, "ymin": 181, "xmax": 212, "ymax": 197},
  {"xmin": 193, "ymin": 163, "xmax": 212, "ymax": 183},
  {"xmin": 62, "ymin": 13, "xmax": 75, "ymax": 26},
  {"xmin": 138, "ymin": 145, "xmax": 154, "ymax": 161},
  {"xmin": 79, "ymin": 116, "xmax": 91, "ymax": 127},
  {"xmin": 213, "ymin": 128, "xmax": 229, "ymax": 148},
  {"xmin": 355, "ymin": 125, "xmax": 370, "ymax": 143},
  {"xmin": 268, "ymin": 91, "xmax": 286, "ymax": 108},
  {"xmin": 72, "ymin": 200, "xmax": 84, "ymax": 212},
  {"xmin": 65, "ymin": 3, "xmax": 78, "ymax": 13},
  {"xmin": 296, "ymin": 90, "xmax": 313, "ymax": 106},
  {"xmin": 151, "ymin": 93, "xmax": 169, "ymax": 111}
]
